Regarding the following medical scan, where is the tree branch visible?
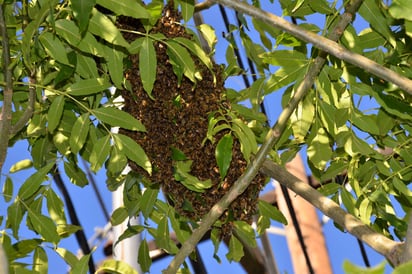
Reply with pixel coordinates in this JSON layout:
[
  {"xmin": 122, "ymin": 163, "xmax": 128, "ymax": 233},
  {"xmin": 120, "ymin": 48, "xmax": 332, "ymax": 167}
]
[
  {"xmin": 0, "ymin": 242, "xmax": 8, "ymax": 274},
  {"xmin": 401, "ymin": 214, "xmax": 412, "ymax": 264},
  {"xmin": 195, "ymin": 0, "xmax": 216, "ymax": 12},
  {"xmin": 163, "ymin": 2, "xmax": 366, "ymax": 272},
  {"xmin": 0, "ymin": 4, "xmax": 14, "ymax": 174},
  {"xmin": 211, "ymin": 0, "xmax": 412, "ymax": 95},
  {"xmin": 260, "ymin": 159, "xmax": 403, "ymax": 267}
]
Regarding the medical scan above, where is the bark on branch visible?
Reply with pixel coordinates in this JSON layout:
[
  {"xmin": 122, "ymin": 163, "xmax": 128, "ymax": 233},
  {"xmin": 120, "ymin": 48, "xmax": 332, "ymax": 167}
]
[
  {"xmin": 211, "ymin": 0, "xmax": 412, "ymax": 95},
  {"xmin": 260, "ymin": 159, "xmax": 403, "ymax": 267}
]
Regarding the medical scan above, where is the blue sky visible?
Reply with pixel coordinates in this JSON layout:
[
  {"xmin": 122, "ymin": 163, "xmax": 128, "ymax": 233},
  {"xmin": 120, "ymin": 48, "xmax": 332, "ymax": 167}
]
[{"xmin": 0, "ymin": 1, "xmax": 396, "ymax": 274}]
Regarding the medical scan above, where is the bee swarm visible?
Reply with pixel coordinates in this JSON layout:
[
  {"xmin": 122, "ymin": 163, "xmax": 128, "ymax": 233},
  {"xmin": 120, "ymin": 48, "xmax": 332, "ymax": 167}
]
[{"xmin": 117, "ymin": 6, "xmax": 265, "ymax": 239}]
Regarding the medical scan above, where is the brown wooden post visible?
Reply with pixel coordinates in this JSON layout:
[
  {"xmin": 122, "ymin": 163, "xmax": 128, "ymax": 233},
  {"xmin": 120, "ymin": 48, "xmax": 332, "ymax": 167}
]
[{"xmin": 275, "ymin": 154, "xmax": 332, "ymax": 274}]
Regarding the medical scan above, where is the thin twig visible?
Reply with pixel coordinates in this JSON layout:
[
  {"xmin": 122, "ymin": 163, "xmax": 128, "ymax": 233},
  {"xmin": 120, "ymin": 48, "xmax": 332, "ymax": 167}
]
[
  {"xmin": 211, "ymin": 0, "xmax": 412, "ymax": 95},
  {"xmin": 163, "ymin": 1, "xmax": 369, "ymax": 272},
  {"xmin": 0, "ymin": 4, "xmax": 14, "ymax": 174},
  {"xmin": 10, "ymin": 76, "xmax": 36, "ymax": 136},
  {"xmin": 260, "ymin": 160, "xmax": 403, "ymax": 267}
]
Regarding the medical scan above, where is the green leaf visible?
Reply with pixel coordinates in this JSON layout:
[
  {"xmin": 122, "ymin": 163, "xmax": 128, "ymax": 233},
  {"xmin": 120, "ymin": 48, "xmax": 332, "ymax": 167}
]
[
  {"xmin": 3, "ymin": 176, "xmax": 13, "ymax": 202},
  {"xmin": 55, "ymin": 19, "xmax": 104, "ymax": 56},
  {"xmin": 233, "ymin": 221, "xmax": 257, "ymax": 248},
  {"xmin": 141, "ymin": 185, "xmax": 159, "ymax": 219},
  {"xmin": 48, "ymin": 95, "xmax": 65, "ymax": 132},
  {"xmin": 45, "ymin": 188, "xmax": 66, "ymax": 225},
  {"xmin": 93, "ymin": 107, "xmax": 146, "ymax": 131},
  {"xmin": 140, "ymin": 36, "xmax": 157, "ymax": 97},
  {"xmin": 107, "ymin": 145, "xmax": 128, "ymax": 175},
  {"xmin": 226, "ymin": 235, "xmax": 244, "ymax": 262},
  {"xmin": 258, "ymin": 200, "xmax": 287, "ymax": 225},
  {"xmin": 6, "ymin": 202, "xmax": 24, "ymax": 238},
  {"xmin": 96, "ymin": 0, "xmax": 149, "ymax": 19},
  {"xmin": 178, "ymin": 0, "xmax": 195, "ymax": 22},
  {"xmin": 115, "ymin": 225, "xmax": 145, "ymax": 246},
  {"xmin": 215, "ymin": 133, "xmax": 233, "ymax": 180},
  {"xmin": 231, "ymin": 118, "xmax": 257, "ymax": 161},
  {"xmin": 174, "ymin": 37, "xmax": 214, "ymax": 75},
  {"xmin": 169, "ymin": 211, "xmax": 191, "ymax": 244},
  {"xmin": 57, "ymin": 224, "xmax": 82, "ymax": 238},
  {"xmin": 89, "ymin": 135, "xmax": 111, "ymax": 172},
  {"xmin": 70, "ymin": 113, "xmax": 90, "ymax": 154},
  {"xmin": 138, "ymin": 239, "xmax": 152, "ymax": 273},
  {"xmin": 71, "ymin": 0, "xmax": 96, "ymax": 33},
  {"xmin": 343, "ymin": 260, "xmax": 386, "ymax": 274},
  {"xmin": 9, "ymin": 159, "xmax": 33, "ymax": 173},
  {"xmin": 394, "ymin": 260, "xmax": 412, "ymax": 274},
  {"xmin": 104, "ymin": 44, "xmax": 125, "ymax": 89},
  {"xmin": 113, "ymin": 134, "xmax": 152, "ymax": 175},
  {"xmin": 96, "ymin": 259, "xmax": 139, "ymax": 274},
  {"xmin": 171, "ymin": 146, "xmax": 187, "ymax": 160},
  {"xmin": 10, "ymin": 239, "xmax": 42, "ymax": 260},
  {"xmin": 110, "ymin": 206, "xmax": 128, "ymax": 226},
  {"xmin": 64, "ymin": 161, "xmax": 88, "ymax": 187},
  {"xmin": 39, "ymin": 32, "xmax": 70, "ymax": 65},
  {"xmin": 71, "ymin": 253, "xmax": 92, "ymax": 274},
  {"xmin": 166, "ymin": 40, "xmax": 199, "ymax": 84},
  {"xmin": 89, "ymin": 8, "xmax": 129, "ymax": 48},
  {"xmin": 340, "ymin": 187, "xmax": 356, "ymax": 215},
  {"xmin": 198, "ymin": 24, "xmax": 217, "ymax": 50},
  {"xmin": 33, "ymin": 247, "xmax": 48, "ymax": 274},
  {"xmin": 290, "ymin": 94, "xmax": 315, "ymax": 142},
  {"xmin": 156, "ymin": 216, "xmax": 172, "ymax": 252},
  {"xmin": 174, "ymin": 160, "xmax": 213, "ymax": 192},
  {"xmin": 307, "ymin": 127, "xmax": 332, "ymax": 170},
  {"xmin": 55, "ymin": 247, "xmax": 79, "ymax": 267},
  {"xmin": 28, "ymin": 211, "xmax": 60, "ymax": 244},
  {"xmin": 359, "ymin": 1, "xmax": 396, "ymax": 48},
  {"xmin": 18, "ymin": 162, "xmax": 54, "ymax": 200},
  {"xmin": 66, "ymin": 78, "xmax": 111, "ymax": 96}
]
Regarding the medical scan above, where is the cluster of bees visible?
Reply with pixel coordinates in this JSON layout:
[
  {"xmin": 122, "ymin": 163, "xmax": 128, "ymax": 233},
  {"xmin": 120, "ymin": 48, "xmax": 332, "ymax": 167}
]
[{"xmin": 117, "ymin": 5, "xmax": 265, "ymax": 239}]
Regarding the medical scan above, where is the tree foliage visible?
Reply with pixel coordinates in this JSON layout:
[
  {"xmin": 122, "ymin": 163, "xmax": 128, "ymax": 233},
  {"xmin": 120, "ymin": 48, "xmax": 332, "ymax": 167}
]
[{"xmin": 1, "ymin": 0, "xmax": 412, "ymax": 273}]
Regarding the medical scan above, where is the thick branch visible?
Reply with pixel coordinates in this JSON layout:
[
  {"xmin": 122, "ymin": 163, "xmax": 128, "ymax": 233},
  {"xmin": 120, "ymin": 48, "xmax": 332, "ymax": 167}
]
[
  {"xmin": 401, "ymin": 215, "xmax": 412, "ymax": 264},
  {"xmin": 260, "ymin": 159, "xmax": 403, "ymax": 267},
  {"xmin": 163, "ymin": 2, "xmax": 364, "ymax": 272},
  {"xmin": 0, "ymin": 4, "xmax": 13, "ymax": 173},
  {"xmin": 0, "ymin": 243, "xmax": 8, "ymax": 274},
  {"xmin": 195, "ymin": 0, "xmax": 216, "ymax": 12},
  {"xmin": 211, "ymin": 0, "xmax": 412, "ymax": 95}
]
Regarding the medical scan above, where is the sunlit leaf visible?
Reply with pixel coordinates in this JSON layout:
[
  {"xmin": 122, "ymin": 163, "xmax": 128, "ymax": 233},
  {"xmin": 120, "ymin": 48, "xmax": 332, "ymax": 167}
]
[
  {"xmin": 307, "ymin": 127, "xmax": 332, "ymax": 170},
  {"xmin": 166, "ymin": 40, "xmax": 199, "ymax": 84},
  {"xmin": 174, "ymin": 160, "xmax": 212, "ymax": 192},
  {"xmin": 89, "ymin": 135, "xmax": 111, "ymax": 172},
  {"xmin": 70, "ymin": 113, "xmax": 90, "ymax": 154},
  {"xmin": 93, "ymin": 107, "xmax": 146, "ymax": 131},
  {"xmin": 66, "ymin": 78, "xmax": 111, "ymax": 96},
  {"xmin": 113, "ymin": 133, "xmax": 152, "ymax": 175},
  {"xmin": 96, "ymin": 259, "xmax": 139, "ymax": 274},
  {"xmin": 89, "ymin": 8, "xmax": 129, "ymax": 48},
  {"xmin": 2, "ymin": 176, "xmax": 13, "ymax": 202},
  {"xmin": 6, "ymin": 202, "xmax": 24, "ymax": 239},
  {"xmin": 64, "ymin": 161, "xmax": 88, "ymax": 187},
  {"xmin": 110, "ymin": 206, "xmax": 128, "ymax": 226},
  {"xmin": 178, "ymin": 0, "xmax": 194, "ymax": 21},
  {"xmin": 71, "ymin": 253, "xmax": 92, "ymax": 274},
  {"xmin": 47, "ymin": 95, "xmax": 65, "ymax": 132},
  {"xmin": 39, "ymin": 32, "xmax": 70, "ymax": 65},
  {"xmin": 9, "ymin": 159, "xmax": 33, "ymax": 173},
  {"xmin": 138, "ymin": 239, "xmax": 152, "ymax": 273},
  {"xmin": 343, "ymin": 260, "xmax": 386, "ymax": 274},
  {"xmin": 258, "ymin": 200, "xmax": 287, "ymax": 225},
  {"xmin": 226, "ymin": 235, "xmax": 244, "ymax": 262},
  {"xmin": 45, "ymin": 188, "xmax": 66, "ymax": 225},
  {"xmin": 71, "ymin": 0, "xmax": 96, "ymax": 32},
  {"xmin": 28, "ymin": 211, "xmax": 60, "ymax": 244},
  {"xmin": 140, "ymin": 185, "xmax": 159, "ymax": 219},
  {"xmin": 140, "ymin": 36, "xmax": 157, "ymax": 97},
  {"xmin": 96, "ymin": 0, "xmax": 149, "ymax": 19},
  {"xmin": 233, "ymin": 221, "xmax": 257, "ymax": 248},
  {"xmin": 215, "ymin": 133, "xmax": 233, "ymax": 180},
  {"xmin": 18, "ymin": 162, "xmax": 54, "ymax": 200},
  {"xmin": 33, "ymin": 247, "xmax": 48, "ymax": 274},
  {"xmin": 55, "ymin": 247, "xmax": 79, "ymax": 267},
  {"xmin": 198, "ymin": 24, "xmax": 217, "ymax": 50}
]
